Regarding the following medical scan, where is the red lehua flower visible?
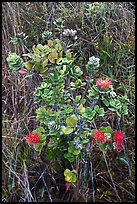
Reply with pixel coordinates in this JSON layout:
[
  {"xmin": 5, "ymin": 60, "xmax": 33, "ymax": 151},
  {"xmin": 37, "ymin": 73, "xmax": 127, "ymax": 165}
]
[
  {"xmin": 96, "ymin": 77, "xmax": 112, "ymax": 88},
  {"xmin": 114, "ymin": 142, "xmax": 124, "ymax": 151},
  {"xmin": 18, "ymin": 70, "xmax": 27, "ymax": 75},
  {"xmin": 92, "ymin": 130, "xmax": 107, "ymax": 143},
  {"xmin": 113, "ymin": 130, "xmax": 125, "ymax": 151},
  {"xmin": 65, "ymin": 182, "xmax": 71, "ymax": 191},
  {"xmin": 27, "ymin": 132, "xmax": 41, "ymax": 145},
  {"xmin": 113, "ymin": 130, "xmax": 124, "ymax": 143}
]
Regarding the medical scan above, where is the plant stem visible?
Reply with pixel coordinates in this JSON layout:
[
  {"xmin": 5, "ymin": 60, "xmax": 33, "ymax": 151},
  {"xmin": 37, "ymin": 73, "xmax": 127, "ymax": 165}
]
[{"xmin": 89, "ymin": 159, "xmax": 95, "ymax": 202}]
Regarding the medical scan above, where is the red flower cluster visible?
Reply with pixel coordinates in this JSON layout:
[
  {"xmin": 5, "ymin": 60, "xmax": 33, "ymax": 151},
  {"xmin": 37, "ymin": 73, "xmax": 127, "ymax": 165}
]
[
  {"xmin": 96, "ymin": 77, "xmax": 112, "ymax": 88},
  {"xmin": 27, "ymin": 132, "xmax": 41, "ymax": 145},
  {"xmin": 92, "ymin": 129, "xmax": 125, "ymax": 152},
  {"xmin": 113, "ymin": 130, "xmax": 125, "ymax": 151},
  {"xmin": 92, "ymin": 130, "xmax": 107, "ymax": 143}
]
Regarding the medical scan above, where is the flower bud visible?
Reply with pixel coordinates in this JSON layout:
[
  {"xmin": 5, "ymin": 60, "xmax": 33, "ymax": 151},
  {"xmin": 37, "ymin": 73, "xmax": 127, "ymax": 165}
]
[{"xmin": 48, "ymin": 121, "xmax": 57, "ymax": 129}]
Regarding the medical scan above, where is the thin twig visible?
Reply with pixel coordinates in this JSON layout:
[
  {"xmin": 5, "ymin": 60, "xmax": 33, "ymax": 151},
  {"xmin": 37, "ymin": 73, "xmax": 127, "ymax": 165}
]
[{"xmin": 89, "ymin": 160, "xmax": 95, "ymax": 202}]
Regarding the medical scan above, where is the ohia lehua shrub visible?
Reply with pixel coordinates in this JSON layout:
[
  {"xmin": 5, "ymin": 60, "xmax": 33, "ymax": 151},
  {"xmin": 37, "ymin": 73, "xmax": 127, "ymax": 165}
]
[{"xmin": 7, "ymin": 35, "xmax": 128, "ymax": 186}]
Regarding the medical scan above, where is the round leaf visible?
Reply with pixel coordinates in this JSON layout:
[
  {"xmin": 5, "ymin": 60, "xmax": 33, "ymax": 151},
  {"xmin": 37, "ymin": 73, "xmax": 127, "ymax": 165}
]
[
  {"xmin": 61, "ymin": 126, "xmax": 73, "ymax": 134},
  {"xmin": 66, "ymin": 114, "xmax": 78, "ymax": 126},
  {"xmin": 78, "ymin": 104, "xmax": 85, "ymax": 114}
]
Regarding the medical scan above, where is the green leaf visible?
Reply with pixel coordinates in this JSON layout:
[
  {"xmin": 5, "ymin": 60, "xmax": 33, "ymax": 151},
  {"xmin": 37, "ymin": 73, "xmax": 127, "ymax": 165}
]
[
  {"xmin": 74, "ymin": 66, "xmax": 83, "ymax": 76},
  {"xmin": 99, "ymin": 126, "xmax": 106, "ymax": 132},
  {"xmin": 34, "ymin": 61, "xmax": 41, "ymax": 71},
  {"xmin": 72, "ymin": 149, "xmax": 81, "ymax": 155},
  {"xmin": 36, "ymin": 44, "xmax": 44, "ymax": 50},
  {"xmin": 68, "ymin": 147, "xmax": 73, "ymax": 154},
  {"xmin": 64, "ymin": 169, "xmax": 77, "ymax": 182},
  {"xmin": 98, "ymin": 108, "xmax": 105, "ymax": 116},
  {"xmin": 34, "ymin": 143, "xmax": 43, "ymax": 152},
  {"xmin": 122, "ymin": 105, "xmax": 128, "ymax": 115},
  {"xmin": 72, "ymin": 170, "xmax": 77, "ymax": 174},
  {"xmin": 115, "ymin": 100, "xmax": 121, "ymax": 106},
  {"xmin": 48, "ymin": 49, "xmax": 58, "ymax": 64},
  {"xmin": 94, "ymin": 105, "xmax": 99, "ymax": 112},
  {"xmin": 66, "ymin": 50, "xmax": 72, "ymax": 59},
  {"xmin": 42, "ymin": 59, "xmax": 48, "ymax": 67},
  {"xmin": 50, "ymin": 111, "xmax": 60, "ymax": 117},
  {"xmin": 64, "ymin": 169, "xmax": 71, "ymax": 177},
  {"xmin": 64, "ymin": 152, "xmax": 76, "ymax": 162},
  {"xmin": 78, "ymin": 104, "xmax": 85, "ymax": 114},
  {"xmin": 45, "ymin": 146, "xmax": 62, "ymax": 160},
  {"xmin": 41, "ymin": 82, "xmax": 48, "ymax": 88},
  {"xmin": 65, "ymin": 175, "xmax": 72, "ymax": 182},
  {"xmin": 10, "ymin": 37, "xmax": 18, "ymax": 45},
  {"xmin": 25, "ymin": 61, "xmax": 33, "ymax": 70},
  {"xmin": 61, "ymin": 126, "xmax": 73, "ymax": 134},
  {"xmin": 84, "ymin": 108, "xmax": 96, "ymax": 121},
  {"xmin": 35, "ymin": 127, "xmax": 45, "ymax": 133},
  {"xmin": 110, "ymin": 100, "xmax": 116, "ymax": 107},
  {"xmin": 106, "ymin": 133, "xmax": 111, "ymax": 139},
  {"xmin": 123, "ymin": 111, "xmax": 128, "ymax": 115},
  {"xmin": 107, "ymin": 142, "xmax": 113, "ymax": 150},
  {"xmin": 105, "ymin": 126, "xmax": 112, "ymax": 133},
  {"xmin": 65, "ymin": 105, "xmax": 74, "ymax": 114},
  {"xmin": 103, "ymin": 99, "xmax": 109, "ymax": 107},
  {"xmin": 99, "ymin": 143, "xmax": 107, "ymax": 152},
  {"xmin": 71, "ymin": 174, "xmax": 77, "ymax": 182},
  {"xmin": 82, "ymin": 138, "xmax": 89, "ymax": 144},
  {"xmin": 43, "ymin": 45, "xmax": 50, "ymax": 53},
  {"xmin": 75, "ymin": 95, "xmax": 81, "ymax": 103},
  {"xmin": 7, "ymin": 53, "xmax": 24, "ymax": 71},
  {"xmin": 66, "ymin": 114, "xmax": 78, "ymax": 126},
  {"xmin": 33, "ymin": 127, "xmax": 46, "ymax": 141},
  {"xmin": 82, "ymin": 99, "xmax": 86, "ymax": 104},
  {"xmin": 40, "ymin": 135, "xmax": 47, "ymax": 143},
  {"xmin": 55, "ymin": 42, "xmax": 62, "ymax": 52},
  {"xmin": 108, "ymin": 107, "xmax": 116, "ymax": 112}
]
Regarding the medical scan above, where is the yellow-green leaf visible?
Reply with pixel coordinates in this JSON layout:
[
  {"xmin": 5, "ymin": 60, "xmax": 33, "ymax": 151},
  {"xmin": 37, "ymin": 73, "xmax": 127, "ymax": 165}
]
[
  {"xmin": 24, "ymin": 61, "xmax": 33, "ymax": 70},
  {"xmin": 43, "ymin": 45, "xmax": 50, "ymax": 53},
  {"xmin": 39, "ymin": 70, "xmax": 48, "ymax": 78},
  {"xmin": 71, "ymin": 174, "xmax": 77, "ymax": 182},
  {"xmin": 78, "ymin": 104, "xmax": 85, "ymax": 114},
  {"xmin": 56, "ymin": 57, "xmax": 62, "ymax": 64},
  {"xmin": 48, "ymin": 50, "xmax": 58, "ymax": 64},
  {"xmin": 61, "ymin": 126, "xmax": 73, "ymax": 134},
  {"xmin": 66, "ymin": 49, "xmax": 72, "ymax": 59},
  {"xmin": 65, "ymin": 175, "xmax": 72, "ymax": 182},
  {"xmin": 82, "ymin": 99, "xmax": 86, "ymax": 104},
  {"xmin": 36, "ymin": 44, "xmax": 44, "ymax": 51},
  {"xmin": 64, "ymin": 169, "xmax": 71, "ymax": 177},
  {"xmin": 59, "ymin": 51, "xmax": 63, "ymax": 58},
  {"xmin": 34, "ymin": 61, "xmax": 41, "ymax": 71},
  {"xmin": 75, "ymin": 95, "xmax": 81, "ymax": 102},
  {"xmin": 42, "ymin": 59, "xmax": 48, "ymax": 67},
  {"xmin": 55, "ymin": 43, "xmax": 62, "ymax": 52},
  {"xmin": 66, "ymin": 114, "xmax": 78, "ymax": 126},
  {"xmin": 72, "ymin": 170, "xmax": 77, "ymax": 174}
]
